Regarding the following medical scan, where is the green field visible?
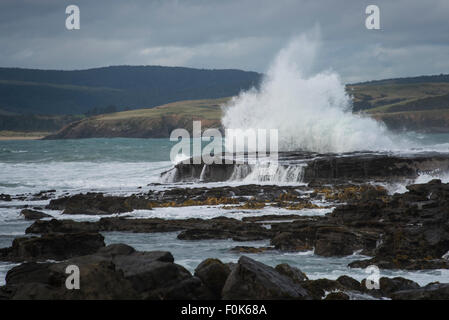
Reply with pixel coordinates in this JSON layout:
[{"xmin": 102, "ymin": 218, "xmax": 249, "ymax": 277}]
[{"xmin": 97, "ymin": 98, "xmax": 229, "ymax": 121}]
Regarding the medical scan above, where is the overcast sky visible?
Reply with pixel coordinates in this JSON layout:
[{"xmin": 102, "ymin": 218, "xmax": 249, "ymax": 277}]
[{"xmin": 1, "ymin": 0, "xmax": 448, "ymax": 82}]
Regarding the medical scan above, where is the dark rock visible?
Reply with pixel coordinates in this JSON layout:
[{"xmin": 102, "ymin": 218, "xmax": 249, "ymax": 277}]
[
  {"xmin": 2, "ymin": 257, "xmax": 138, "ymax": 299},
  {"xmin": 26, "ymin": 219, "xmax": 100, "ymax": 234},
  {"xmin": 230, "ymin": 246, "xmax": 274, "ymax": 253},
  {"xmin": 379, "ymin": 277, "xmax": 420, "ymax": 296},
  {"xmin": 195, "ymin": 258, "xmax": 231, "ymax": 299},
  {"xmin": 0, "ymin": 194, "xmax": 11, "ymax": 201},
  {"xmin": 391, "ymin": 283, "xmax": 449, "ymax": 300},
  {"xmin": 164, "ymin": 151, "xmax": 449, "ymax": 184},
  {"xmin": 324, "ymin": 292, "xmax": 350, "ymax": 300},
  {"xmin": 0, "ymin": 232, "xmax": 105, "ymax": 262},
  {"xmin": 301, "ymin": 279, "xmax": 343, "ymax": 300},
  {"xmin": 96, "ymin": 243, "xmax": 136, "ymax": 257},
  {"xmin": 360, "ymin": 277, "xmax": 420, "ymax": 298},
  {"xmin": 336, "ymin": 275, "xmax": 361, "ymax": 291},
  {"xmin": 1, "ymin": 244, "xmax": 214, "ymax": 300},
  {"xmin": 20, "ymin": 209, "xmax": 52, "ymax": 220},
  {"xmin": 46, "ymin": 192, "xmax": 152, "ymax": 215},
  {"xmin": 153, "ymin": 276, "xmax": 214, "ymax": 300},
  {"xmin": 221, "ymin": 256, "xmax": 310, "ymax": 300},
  {"xmin": 274, "ymin": 264, "xmax": 308, "ymax": 283},
  {"xmin": 270, "ymin": 232, "xmax": 311, "ymax": 251},
  {"xmin": 314, "ymin": 226, "xmax": 360, "ymax": 257}
]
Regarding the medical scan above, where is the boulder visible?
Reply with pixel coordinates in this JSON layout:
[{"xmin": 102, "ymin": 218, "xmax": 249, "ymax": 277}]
[
  {"xmin": 324, "ymin": 292, "xmax": 350, "ymax": 300},
  {"xmin": 270, "ymin": 232, "xmax": 311, "ymax": 251},
  {"xmin": 194, "ymin": 258, "xmax": 231, "ymax": 299},
  {"xmin": 2, "ymin": 256, "xmax": 138, "ymax": 299},
  {"xmin": 46, "ymin": 193, "xmax": 152, "ymax": 215},
  {"xmin": 314, "ymin": 227, "xmax": 359, "ymax": 257},
  {"xmin": 391, "ymin": 283, "xmax": 449, "ymax": 300},
  {"xmin": 336, "ymin": 275, "xmax": 361, "ymax": 291},
  {"xmin": 301, "ymin": 279, "xmax": 344, "ymax": 300},
  {"xmin": 221, "ymin": 256, "xmax": 310, "ymax": 300},
  {"xmin": 274, "ymin": 264, "xmax": 308, "ymax": 283}
]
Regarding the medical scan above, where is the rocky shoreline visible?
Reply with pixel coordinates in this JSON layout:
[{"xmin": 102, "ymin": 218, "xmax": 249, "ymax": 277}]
[
  {"xmin": 1, "ymin": 242, "xmax": 448, "ymax": 300},
  {"xmin": 1, "ymin": 174, "xmax": 449, "ymax": 299}
]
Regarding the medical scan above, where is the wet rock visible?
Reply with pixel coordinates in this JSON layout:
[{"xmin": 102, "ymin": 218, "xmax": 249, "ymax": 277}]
[
  {"xmin": 26, "ymin": 219, "xmax": 100, "ymax": 234},
  {"xmin": 391, "ymin": 283, "xmax": 449, "ymax": 300},
  {"xmin": 301, "ymin": 279, "xmax": 344, "ymax": 300},
  {"xmin": 270, "ymin": 232, "xmax": 311, "ymax": 251},
  {"xmin": 165, "ymin": 151, "xmax": 449, "ymax": 184},
  {"xmin": 177, "ymin": 228, "xmax": 269, "ymax": 241},
  {"xmin": 221, "ymin": 256, "xmax": 310, "ymax": 300},
  {"xmin": 360, "ymin": 277, "xmax": 421, "ymax": 298},
  {"xmin": 0, "ymin": 232, "xmax": 105, "ymax": 262},
  {"xmin": 31, "ymin": 190, "xmax": 56, "ymax": 200},
  {"xmin": 324, "ymin": 292, "xmax": 350, "ymax": 300},
  {"xmin": 0, "ymin": 194, "xmax": 11, "ymax": 202},
  {"xmin": 20, "ymin": 209, "xmax": 52, "ymax": 220},
  {"xmin": 274, "ymin": 264, "xmax": 308, "ymax": 283},
  {"xmin": 1, "ymin": 244, "xmax": 214, "ymax": 300},
  {"xmin": 195, "ymin": 258, "xmax": 231, "ymax": 299},
  {"xmin": 314, "ymin": 226, "xmax": 360, "ymax": 257},
  {"xmin": 230, "ymin": 246, "xmax": 274, "ymax": 253},
  {"xmin": 46, "ymin": 192, "xmax": 152, "ymax": 215},
  {"xmin": 2, "ymin": 256, "xmax": 138, "ymax": 299},
  {"xmin": 336, "ymin": 275, "xmax": 361, "ymax": 292}
]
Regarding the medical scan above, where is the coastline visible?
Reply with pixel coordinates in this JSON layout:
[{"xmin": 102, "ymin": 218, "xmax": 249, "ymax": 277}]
[
  {"xmin": 0, "ymin": 136, "xmax": 44, "ymax": 141},
  {"xmin": 0, "ymin": 131, "xmax": 49, "ymax": 141}
]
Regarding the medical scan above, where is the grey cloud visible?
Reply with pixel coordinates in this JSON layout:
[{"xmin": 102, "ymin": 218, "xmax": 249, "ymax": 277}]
[{"xmin": 0, "ymin": 0, "xmax": 448, "ymax": 82}]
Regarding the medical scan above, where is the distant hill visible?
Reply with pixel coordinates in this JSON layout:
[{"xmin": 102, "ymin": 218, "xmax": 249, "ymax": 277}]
[
  {"xmin": 0, "ymin": 66, "xmax": 261, "ymax": 115},
  {"xmin": 350, "ymin": 74, "xmax": 449, "ymax": 86},
  {"xmin": 348, "ymin": 81, "xmax": 449, "ymax": 112},
  {"xmin": 47, "ymin": 73, "xmax": 449, "ymax": 139},
  {"xmin": 44, "ymin": 98, "xmax": 229, "ymax": 139},
  {"xmin": 349, "ymin": 76, "xmax": 449, "ymax": 132}
]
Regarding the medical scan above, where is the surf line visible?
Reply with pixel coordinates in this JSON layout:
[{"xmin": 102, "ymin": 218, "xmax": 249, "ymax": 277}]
[{"xmin": 180, "ymin": 304, "xmax": 215, "ymax": 318}]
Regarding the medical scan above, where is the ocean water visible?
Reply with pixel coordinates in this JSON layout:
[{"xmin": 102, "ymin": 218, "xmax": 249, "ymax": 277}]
[{"xmin": 1, "ymin": 137, "xmax": 449, "ymax": 287}]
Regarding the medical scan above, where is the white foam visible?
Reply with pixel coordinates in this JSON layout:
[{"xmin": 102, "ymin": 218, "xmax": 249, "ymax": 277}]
[{"xmin": 222, "ymin": 33, "xmax": 404, "ymax": 153}]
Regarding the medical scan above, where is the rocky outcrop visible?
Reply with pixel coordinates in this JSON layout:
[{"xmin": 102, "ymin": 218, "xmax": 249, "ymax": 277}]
[
  {"xmin": 221, "ymin": 256, "xmax": 310, "ymax": 300},
  {"xmin": 46, "ymin": 193, "xmax": 153, "ymax": 215},
  {"xmin": 390, "ymin": 283, "xmax": 449, "ymax": 300},
  {"xmin": 274, "ymin": 263, "xmax": 308, "ymax": 283},
  {"xmin": 22, "ymin": 179, "xmax": 449, "ymax": 271},
  {"xmin": 20, "ymin": 209, "xmax": 52, "ymax": 220},
  {"xmin": 27, "ymin": 216, "xmax": 273, "ymax": 241},
  {"xmin": 162, "ymin": 151, "xmax": 449, "ymax": 183},
  {"xmin": 0, "ymin": 194, "xmax": 11, "ymax": 201},
  {"xmin": 194, "ymin": 258, "xmax": 231, "ymax": 299},
  {"xmin": 1, "ymin": 245, "xmax": 448, "ymax": 300},
  {"xmin": 347, "ymin": 179, "xmax": 449, "ymax": 270},
  {"xmin": 0, "ymin": 244, "xmax": 213, "ymax": 300},
  {"xmin": 0, "ymin": 232, "xmax": 105, "ymax": 262}
]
